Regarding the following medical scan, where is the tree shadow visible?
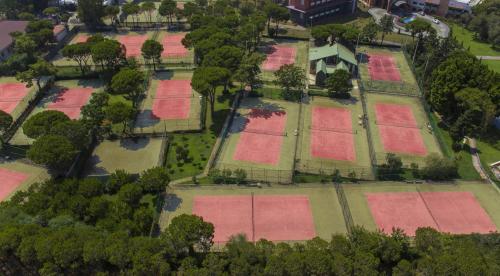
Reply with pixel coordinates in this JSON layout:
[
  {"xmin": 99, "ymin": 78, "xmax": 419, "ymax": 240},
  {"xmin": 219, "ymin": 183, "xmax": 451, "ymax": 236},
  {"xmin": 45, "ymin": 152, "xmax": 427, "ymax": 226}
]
[
  {"xmin": 135, "ymin": 109, "xmax": 160, "ymax": 128},
  {"xmin": 230, "ymin": 98, "xmax": 286, "ymax": 134},
  {"xmin": 84, "ymin": 155, "xmax": 109, "ymax": 176},
  {"xmin": 163, "ymin": 193, "xmax": 182, "ymax": 212},
  {"xmin": 154, "ymin": 70, "xmax": 174, "ymax": 80},
  {"xmin": 120, "ymin": 137, "xmax": 150, "ymax": 151},
  {"xmin": 76, "ymin": 79, "xmax": 103, "ymax": 88},
  {"xmin": 41, "ymin": 85, "xmax": 67, "ymax": 105}
]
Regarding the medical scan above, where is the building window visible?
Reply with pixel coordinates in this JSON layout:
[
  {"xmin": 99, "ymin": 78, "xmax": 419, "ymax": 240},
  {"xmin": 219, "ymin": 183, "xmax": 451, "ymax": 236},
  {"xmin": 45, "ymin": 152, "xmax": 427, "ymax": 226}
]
[{"xmin": 300, "ymin": 0, "xmax": 304, "ymax": 5}]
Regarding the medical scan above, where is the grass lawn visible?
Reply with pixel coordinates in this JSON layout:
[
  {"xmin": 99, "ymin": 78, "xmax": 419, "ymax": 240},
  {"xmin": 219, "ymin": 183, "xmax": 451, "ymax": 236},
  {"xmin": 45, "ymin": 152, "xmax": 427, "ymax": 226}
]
[
  {"xmin": 476, "ymin": 131, "xmax": 500, "ymax": 186},
  {"xmin": 430, "ymin": 113, "xmax": 480, "ymax": 180},
  {"xmin": 450, "ymin": 23, "xmax": 500, "ymax": 57},
  {"xmin": 164, "ymin": 89, "xmax": 233, "ymax": 180},
  {"xmin": 109, "ymin": 94, "xmax": 134, "ymax": 134},
  {"xmin": 481, "ymin": 60, "xmax": 500, "ymax": 73}
]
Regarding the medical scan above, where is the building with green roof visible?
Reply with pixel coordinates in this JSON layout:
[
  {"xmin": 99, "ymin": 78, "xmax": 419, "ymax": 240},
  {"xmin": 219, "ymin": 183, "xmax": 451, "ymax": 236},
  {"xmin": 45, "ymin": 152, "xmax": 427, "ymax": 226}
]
[{"xmin": 309, "ymin": 43, "xmax": 357, "ymax": 85}]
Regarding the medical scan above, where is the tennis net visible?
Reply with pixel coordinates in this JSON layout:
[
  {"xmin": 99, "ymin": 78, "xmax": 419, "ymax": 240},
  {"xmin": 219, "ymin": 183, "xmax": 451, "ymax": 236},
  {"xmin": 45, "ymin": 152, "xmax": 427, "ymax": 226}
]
[
  {"xmin": 0, "ymin": 98, "xmax": 24, "ymax": 102},
  {"xmin": 375, "ymin": 120, "xmax": 422, "ymax": 129},
  {"xmin": 151, "ymin": 93, "xmax": 194, "ymax": 99},
  {"xmin": 242, "ymin": 128, "xmax": 287, "ymax": 136},
  {"xmin": 310, "ymin": 126, "xmax": 357, "ymax": 134}
]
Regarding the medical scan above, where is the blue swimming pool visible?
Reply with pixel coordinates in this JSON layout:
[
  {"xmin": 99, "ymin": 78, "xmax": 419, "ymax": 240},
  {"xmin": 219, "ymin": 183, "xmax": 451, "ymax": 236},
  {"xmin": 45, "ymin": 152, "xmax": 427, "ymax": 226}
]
[{"xmin": 400, "ymin": 15, "xmax": 416, "ymax": 24}]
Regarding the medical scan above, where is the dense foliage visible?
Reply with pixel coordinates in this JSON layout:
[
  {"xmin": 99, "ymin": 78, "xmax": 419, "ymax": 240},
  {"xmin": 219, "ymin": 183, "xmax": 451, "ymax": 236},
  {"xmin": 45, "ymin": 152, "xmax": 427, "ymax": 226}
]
[
  {"xmin": 456, "ymin": 0, "xmax": 500, "ymax": 48},
  {"xmin": 1, "ymin": 179, "xmax": 499, "ymax": 276},
  {"xmin": 407, "ymin": 29, "xmax": 500, "ymax": 146}
]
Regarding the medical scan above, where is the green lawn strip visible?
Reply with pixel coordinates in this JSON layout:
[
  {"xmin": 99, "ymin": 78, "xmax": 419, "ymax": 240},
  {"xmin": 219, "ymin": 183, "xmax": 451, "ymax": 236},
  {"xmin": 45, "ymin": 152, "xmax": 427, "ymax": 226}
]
[
  {"xmin": 450, "ymin": 23, "xmax": 500, "ymax": 57},
  {"xmin": 108, "ymin": 94, "xmax": 134, "ymax": 134},
  {"xmin": 430, "ymin": 113, "xmax": 480, "ymax": 180},
  {"xmin": 476, "ymin": 138, "xmax": 500, "ymax": 187},
  {"xmin": 165, "ymin": 89, "xmax": 233, "ymax": 180},
  {"xmin": 481, "ymin": 60, "xmax": 500, "ymax": 73}
]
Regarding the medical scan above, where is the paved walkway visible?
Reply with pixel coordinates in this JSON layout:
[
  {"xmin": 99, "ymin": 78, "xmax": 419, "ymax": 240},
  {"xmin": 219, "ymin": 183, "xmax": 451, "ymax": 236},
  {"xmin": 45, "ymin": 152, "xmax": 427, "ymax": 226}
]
[
  {"xmin": 469, "ymin": 138, "xmax": 489, "ymax": 180},
  {"xmin": 477, "ymin": 56, "xmax": 500, "ymax": 60}
]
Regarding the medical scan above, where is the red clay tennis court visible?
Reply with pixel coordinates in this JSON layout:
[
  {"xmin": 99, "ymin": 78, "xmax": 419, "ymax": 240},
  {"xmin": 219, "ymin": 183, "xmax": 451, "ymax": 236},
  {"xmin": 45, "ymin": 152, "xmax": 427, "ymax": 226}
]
[
  {"xmin": 73, "ymin": 34, "xmax": 89, "ymax": 44},
  {"xmin": 162, "ymin": 34, "xmax": 188, "ymax": 57},
  {"xmin": 192, "ymin": 195, "xmax": 316, "ymax": 242},
  {"xmin": 0, "ymin": 83, "xmax": 29, "ymax": 114},
  {"xmin": 375, "ymin": 103, "xmax": 427, "ymax": 155},
  {"xmin": 193, "ymin": 195, "xmax": 253, "ymax": 243},
  {"xmin": 233, "ymin": 109, "xmax": 287, "ymax": 165},
  {"xmin": 0, "ymin": 168, "xmax": 28, "ymax": 201},
  {"xmin": 262, "ymin": 46, "xmax": 297, "ymax": 71},
  {"xmin": 118, "ymin": 35, "xmax": 148, "ymax": 57},
  {"xmin": 367, "ymin": 192, "xmax": 437, "ymax": 236},
  {"xmin": 151, "ymin": 80, "xmax": 192, "ymax": 119},
  {"xmin": 368, "ymin": 54, "xmax": 401, "ymax": 82},
  {"xmin": 366, "ymin": 191, "xmax": 497, "ymax": 236},
  {"xmin": 310, "ymin": 106, "xmax": 356, "ymax": 161},
  {"xmin": 47, "ymin": 87, "xmax": 93, "ymax": 119},
  {"xmin": 419, "ymin": 192, "xmax": 497, "ymax": 234}
]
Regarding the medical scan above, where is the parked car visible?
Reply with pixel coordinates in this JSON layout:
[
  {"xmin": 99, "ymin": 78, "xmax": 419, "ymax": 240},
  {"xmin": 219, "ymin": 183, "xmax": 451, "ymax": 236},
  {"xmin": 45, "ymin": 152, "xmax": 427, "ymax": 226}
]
[{"xmin": 432, "ymin": 18, "xmax": 440, "ymax": 24}]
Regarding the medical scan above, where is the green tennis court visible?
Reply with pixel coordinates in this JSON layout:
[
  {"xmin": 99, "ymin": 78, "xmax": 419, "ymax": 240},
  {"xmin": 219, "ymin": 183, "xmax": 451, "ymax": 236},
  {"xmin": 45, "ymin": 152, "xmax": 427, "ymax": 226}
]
[
  {"xmin": 365, "ymin": 93, "xmax": 442, "ymax": 166},
  {"xmin": 133, "ymin": 70, "xmax": 202, "ymax": 134},
  {"xmin": 297, "ymin": 87, "xmax": 373, "ymax": 179},
  {"xmin": 260, "ymin": 38, "xmax": 309, "ymax": 82},
  {"xmin": 215, "ymin": 97, "xmax": 300, "ymax": 183},
  {"xmin": 9, "ymin": 79, "xmax": 104, "ymax": 146},
  {"xmin": 343, "ymin": 181, "xmax": 500, "ymax": 234},
  {"xmin": 357, "ymin": 46, "xmax": 419, "ymax": 96},
  {"xmin": 160, "ymin": 184, "xmax": 348, "ymax": 244}
]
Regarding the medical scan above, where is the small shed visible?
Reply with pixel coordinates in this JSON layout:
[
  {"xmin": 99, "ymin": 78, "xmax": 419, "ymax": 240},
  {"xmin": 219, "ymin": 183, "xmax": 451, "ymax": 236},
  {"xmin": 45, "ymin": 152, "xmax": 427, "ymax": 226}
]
[{"xmin": 309, "ymin": 43, "xmax": 357, "ymax": 85}]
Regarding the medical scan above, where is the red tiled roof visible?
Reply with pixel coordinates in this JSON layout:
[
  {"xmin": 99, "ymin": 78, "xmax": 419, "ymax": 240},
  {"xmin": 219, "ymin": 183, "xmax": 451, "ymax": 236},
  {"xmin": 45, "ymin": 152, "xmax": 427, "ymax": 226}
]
[{"xmin": 0, "ymin": 20, "xmax": 29, "ymax": 52}]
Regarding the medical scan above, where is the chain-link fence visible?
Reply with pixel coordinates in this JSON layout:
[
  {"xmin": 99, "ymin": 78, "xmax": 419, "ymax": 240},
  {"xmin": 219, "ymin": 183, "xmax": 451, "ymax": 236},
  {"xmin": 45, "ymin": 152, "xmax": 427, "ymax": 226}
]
[
  {"xmin": 334, "ymin": 182, "xmax": 354, "ymax": 234},
  {"xmin": 358, "ymin": 79, "xmax": 421, "ymax": 97},
  {"xmin": 217, "ymin": 163, "xmax": 294, "ymax": 184}
]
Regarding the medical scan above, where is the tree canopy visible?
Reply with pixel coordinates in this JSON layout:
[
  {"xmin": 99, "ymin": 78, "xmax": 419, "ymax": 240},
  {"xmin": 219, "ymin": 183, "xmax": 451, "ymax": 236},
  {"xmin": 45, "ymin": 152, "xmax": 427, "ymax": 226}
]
[
  {"xmin": 22, "ymin": 110, "xmax": 70, "ymax": 139},
  {"xmin": 27, "ymin": 134, "xmax": 78, "ymax": 171}
]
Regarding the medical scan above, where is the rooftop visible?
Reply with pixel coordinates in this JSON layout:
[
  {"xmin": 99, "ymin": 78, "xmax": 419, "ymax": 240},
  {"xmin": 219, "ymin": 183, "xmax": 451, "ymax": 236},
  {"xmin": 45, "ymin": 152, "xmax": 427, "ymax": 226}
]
[{"xmin": 309, "ymin": 43, "xmax": 357, "ymax": 65}]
